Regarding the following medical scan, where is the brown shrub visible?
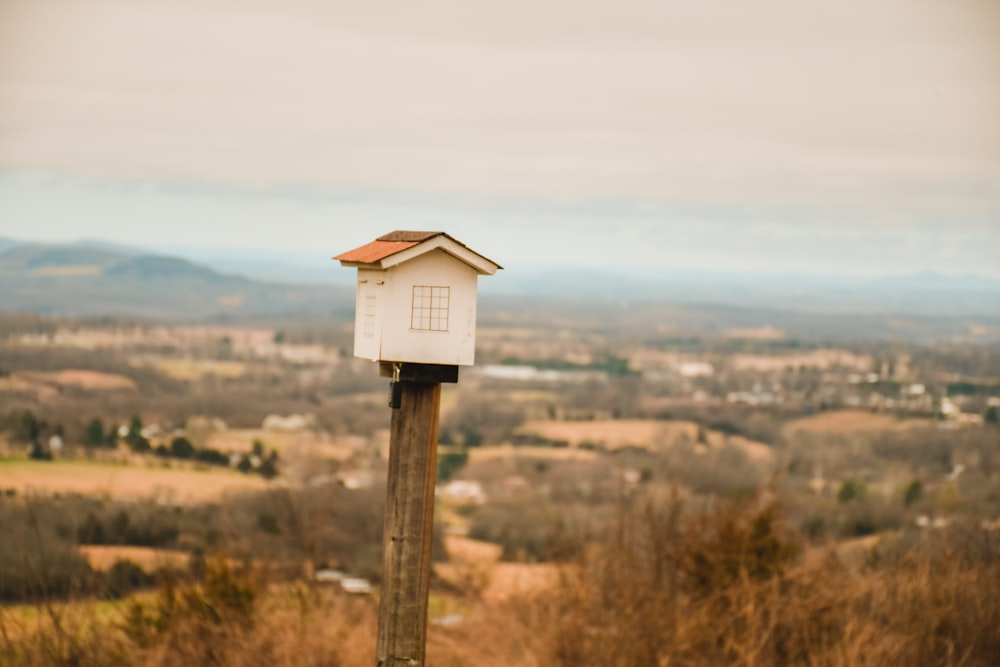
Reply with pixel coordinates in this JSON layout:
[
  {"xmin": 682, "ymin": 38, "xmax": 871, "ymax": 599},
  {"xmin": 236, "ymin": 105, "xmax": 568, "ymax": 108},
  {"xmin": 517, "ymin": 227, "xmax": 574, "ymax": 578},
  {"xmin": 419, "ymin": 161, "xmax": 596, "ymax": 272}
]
[
  {"xmin": 3, "ymin": 496, "xmax": 999, "ymax": 667},
  {"xmin": 538, "ymin": 492, "xmax": 1000, "ymax": 667}
]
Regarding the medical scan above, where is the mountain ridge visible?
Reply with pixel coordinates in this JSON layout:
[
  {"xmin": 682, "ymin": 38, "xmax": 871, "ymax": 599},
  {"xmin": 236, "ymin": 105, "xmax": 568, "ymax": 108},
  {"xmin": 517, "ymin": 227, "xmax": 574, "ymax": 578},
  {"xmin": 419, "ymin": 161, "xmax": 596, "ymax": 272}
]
[
  {"xmin": 0, "ymin": 240, "xmax": 351, "ymax": 320},
  {"xmin": 1, "ymin": 239, "xmax": 998, "ymax": 338}
]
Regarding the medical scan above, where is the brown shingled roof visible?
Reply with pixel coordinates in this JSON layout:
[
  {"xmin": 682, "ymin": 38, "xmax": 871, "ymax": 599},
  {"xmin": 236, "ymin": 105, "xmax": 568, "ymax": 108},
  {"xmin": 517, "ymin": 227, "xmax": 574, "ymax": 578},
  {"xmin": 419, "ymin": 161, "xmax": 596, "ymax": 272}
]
[
  {"xmin": 334, "ymin": 230, "xmax": 502, "ymax": 272},
  {"xmin": 334, "ymin": 239, "xmax": 419, "ymax": 264},
  {"xmin": 335, "ymin": 231, "xmax": 449, "ymax": 264}
]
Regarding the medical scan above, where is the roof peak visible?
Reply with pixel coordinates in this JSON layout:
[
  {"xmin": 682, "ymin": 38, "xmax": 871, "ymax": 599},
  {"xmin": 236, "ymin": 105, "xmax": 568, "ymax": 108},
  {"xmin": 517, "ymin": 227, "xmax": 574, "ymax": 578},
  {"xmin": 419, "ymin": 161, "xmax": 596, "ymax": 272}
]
[
  {"xmin": 376, "ymin": 231, "xmax": 444, "ymax": 243},
  {"xmin": 335, "ymin": 231, "xmax": 502, "ymax": 274}
]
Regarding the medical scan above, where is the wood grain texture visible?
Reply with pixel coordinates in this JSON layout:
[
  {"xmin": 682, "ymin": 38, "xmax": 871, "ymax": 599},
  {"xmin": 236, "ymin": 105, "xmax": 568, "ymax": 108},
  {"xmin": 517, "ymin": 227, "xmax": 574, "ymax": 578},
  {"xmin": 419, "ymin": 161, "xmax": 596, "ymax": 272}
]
[{"xmin": 375, "ymin": 380, "xmax": 441, "ymax": 667}]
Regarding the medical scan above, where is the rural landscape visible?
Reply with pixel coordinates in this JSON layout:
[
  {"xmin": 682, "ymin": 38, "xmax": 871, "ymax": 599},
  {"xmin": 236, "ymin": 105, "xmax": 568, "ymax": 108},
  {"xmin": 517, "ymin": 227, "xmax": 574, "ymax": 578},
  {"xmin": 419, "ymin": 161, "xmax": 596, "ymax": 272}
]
[
  {"xmin": 1, "ymin": 239, "xmax": 999, "ymax": 666},
  {"xmin": 3, "ymin": 0, "xmax": 998, "ymax": 663}
]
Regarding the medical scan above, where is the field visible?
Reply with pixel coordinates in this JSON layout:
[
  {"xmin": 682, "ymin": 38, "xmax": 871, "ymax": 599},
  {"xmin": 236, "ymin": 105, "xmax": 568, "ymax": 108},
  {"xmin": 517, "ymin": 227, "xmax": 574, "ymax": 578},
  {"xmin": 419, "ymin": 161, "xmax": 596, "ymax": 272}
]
[
  {"xmin": 729, "ymin": 348, "xmax": 872, "ymax": 372},
  {"xmin": 205, "ymin": 428, "xmax": 365, "ymax": 461},
  {"xmin": 437, "ymin": 535, "xmax": 565, "ymax": 604},
  {"xmin": 2, "ymin": 370, "xmax": 137, "ymax": 400},
  {"xmin": 1, "ymin": 311, "xmax": 999, "ymax": 667},
  {"xmin": 519, "ymin": 418, "xmax": 696, "ymax": 449},
  {"xmin": 147, "ymin": 358, "xmax": 248, "ymax": 381},
  {"xmin": 34, "ymin": 370, "xmax": 137, "ymax": 390},
  {"xmin": 724, "ymin": 326, "xmax": 786, "ymax": 340},
  {"xmin": 470, "ymin": 444, "xmax": 599, "ymax": 462},
  {"xmin": 79, "ymin": 545, "xmax": 190, "ymax": 572},
  {"xmin": 516, "ymin": 418, "xmax": 773, "ymax": 460},
  {"xmin": 0, "ymin": 459, "xmax": 270, "ymax": 502},
  {"xmin": 783, "ymin": 409, "xmax": 934, "ymax": 437}
]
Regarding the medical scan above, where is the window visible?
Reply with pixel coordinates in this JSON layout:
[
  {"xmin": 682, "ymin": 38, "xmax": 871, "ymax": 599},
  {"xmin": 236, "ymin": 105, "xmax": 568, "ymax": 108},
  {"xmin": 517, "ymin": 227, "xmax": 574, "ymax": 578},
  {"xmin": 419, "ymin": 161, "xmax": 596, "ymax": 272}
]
[
  {"xmin": 363, "ymin": 295, "xmax": 377, "ymax": 336},
  {"xmin": 410, "ymin": 286, "xmax": 449, "ymax": 331}
]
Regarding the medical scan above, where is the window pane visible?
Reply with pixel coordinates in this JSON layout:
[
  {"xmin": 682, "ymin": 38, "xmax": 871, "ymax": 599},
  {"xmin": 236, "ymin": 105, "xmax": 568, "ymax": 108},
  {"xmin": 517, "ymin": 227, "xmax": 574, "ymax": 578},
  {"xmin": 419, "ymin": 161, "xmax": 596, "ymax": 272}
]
[{"xmin": 411, "ymin": 285, "xmax": 450, "ymax": 331}]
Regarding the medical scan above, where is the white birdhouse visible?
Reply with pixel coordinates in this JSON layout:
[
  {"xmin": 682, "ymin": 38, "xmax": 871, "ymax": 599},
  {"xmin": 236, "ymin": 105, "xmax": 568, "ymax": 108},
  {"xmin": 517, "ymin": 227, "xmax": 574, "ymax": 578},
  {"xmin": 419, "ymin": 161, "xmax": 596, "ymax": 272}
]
[{"xmin": 334, "ymin": 231, "xmax": 501, "ymax": 366}]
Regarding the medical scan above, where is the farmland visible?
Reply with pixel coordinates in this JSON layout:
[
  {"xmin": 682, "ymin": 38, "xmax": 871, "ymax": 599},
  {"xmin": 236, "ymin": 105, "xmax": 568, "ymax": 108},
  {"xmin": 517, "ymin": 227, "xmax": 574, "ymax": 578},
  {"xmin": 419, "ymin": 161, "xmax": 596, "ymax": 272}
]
[
  {"xmin": 1, "ymin": 310, "xmax": 999, "ymax": 666},
  {"xmin": 0, "ymin": 459, "xmax": 269, "ymax": 503},
  {"xmin": 783, "ymin": 409, "xmax": 934, "ymax": 436},
  {"xmin": 79, "ymin": 545, "xmax": 189, "ymax": 572}
]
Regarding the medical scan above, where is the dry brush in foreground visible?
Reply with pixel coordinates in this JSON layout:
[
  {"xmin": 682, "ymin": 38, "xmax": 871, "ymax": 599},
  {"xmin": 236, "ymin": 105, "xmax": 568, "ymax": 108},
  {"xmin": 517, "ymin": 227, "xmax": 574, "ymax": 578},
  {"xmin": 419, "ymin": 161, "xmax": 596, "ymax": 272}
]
[{"xmin": 2, "ymin": 495, "xmax": 999, "ymax": 667}]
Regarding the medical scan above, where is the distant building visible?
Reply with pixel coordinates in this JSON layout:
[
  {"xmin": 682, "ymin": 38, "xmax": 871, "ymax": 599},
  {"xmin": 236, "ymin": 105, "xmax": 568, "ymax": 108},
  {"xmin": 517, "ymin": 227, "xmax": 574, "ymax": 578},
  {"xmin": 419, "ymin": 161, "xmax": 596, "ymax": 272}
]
[
  {"xmin": 439, "ymin": 479, "xmax": 487, "ymax": 504},
  {"xmin": 262, "ymin": 413, "xmax": 315, "ymax": 432},
  {"xmin": 939, "ymin": 397, "xmax": 960, "ymax": 419},
  {"xmin": 338, "ymin": 470, "xmax": 375, "ymax": 490},
  {"xmin": 339, "ymin": 577, "xmax": 373, "ymax": 595},
  {"xmin": 677, "ymin": 361, "xmax": 714, "ymax": 378}
]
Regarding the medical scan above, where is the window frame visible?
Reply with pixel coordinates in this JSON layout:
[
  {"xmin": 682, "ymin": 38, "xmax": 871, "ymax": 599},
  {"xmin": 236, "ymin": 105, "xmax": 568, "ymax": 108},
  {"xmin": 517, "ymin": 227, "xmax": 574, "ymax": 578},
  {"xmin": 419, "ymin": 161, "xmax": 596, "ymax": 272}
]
[{"xmin": 409, "ymin": 285, "xmax": 450, "ymax": 332}]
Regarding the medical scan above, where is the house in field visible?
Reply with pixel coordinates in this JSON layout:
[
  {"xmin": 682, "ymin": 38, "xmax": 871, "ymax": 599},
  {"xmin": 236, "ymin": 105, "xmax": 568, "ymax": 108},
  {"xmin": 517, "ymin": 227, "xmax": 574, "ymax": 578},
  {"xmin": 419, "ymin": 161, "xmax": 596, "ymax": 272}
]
[{"xmin": 334, "ymin": 231, "xmax": 501, "ymax": 366}]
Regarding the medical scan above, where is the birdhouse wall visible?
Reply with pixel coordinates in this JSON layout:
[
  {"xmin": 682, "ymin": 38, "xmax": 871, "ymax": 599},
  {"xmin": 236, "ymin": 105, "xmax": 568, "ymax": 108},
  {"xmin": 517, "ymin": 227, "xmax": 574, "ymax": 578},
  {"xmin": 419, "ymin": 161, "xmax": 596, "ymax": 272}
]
[
  {"xmin": 352, "ymin": 267, "xmax": 389, "ymax": 362},
  {"xmin": 352, "ymin": 249, "xmax": 479, "ymax": 366}
]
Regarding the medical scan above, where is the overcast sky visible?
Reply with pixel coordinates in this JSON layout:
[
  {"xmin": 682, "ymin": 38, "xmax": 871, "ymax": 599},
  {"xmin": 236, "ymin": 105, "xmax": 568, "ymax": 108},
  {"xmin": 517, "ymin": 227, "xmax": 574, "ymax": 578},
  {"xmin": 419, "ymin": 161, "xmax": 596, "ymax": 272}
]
[{"xmin": 1, "ymin": 0, "xmax": 998, "ymax": 276}]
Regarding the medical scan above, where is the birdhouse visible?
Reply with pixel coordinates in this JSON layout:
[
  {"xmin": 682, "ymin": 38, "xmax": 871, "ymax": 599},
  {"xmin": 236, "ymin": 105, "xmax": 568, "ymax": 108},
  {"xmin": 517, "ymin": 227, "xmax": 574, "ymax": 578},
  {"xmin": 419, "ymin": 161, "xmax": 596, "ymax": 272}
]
[{"xmin": 334, "ymin": 231, "xmax": 501, "ymax": 366}]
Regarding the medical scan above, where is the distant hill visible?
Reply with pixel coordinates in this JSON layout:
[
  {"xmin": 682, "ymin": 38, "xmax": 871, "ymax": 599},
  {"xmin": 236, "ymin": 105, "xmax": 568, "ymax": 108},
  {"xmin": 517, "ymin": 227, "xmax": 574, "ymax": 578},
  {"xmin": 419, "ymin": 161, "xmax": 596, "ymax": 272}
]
[
  {"xmin": 157, "ymin": 243, "xmax": 1000, "ymax": 320},
  {"xmin": 2, "ymin": 239, "xmax": 998, "ymax": 341},
  {"xmin": 0, "ymin": 237, "xmax": 22, "ymax": 255},
  {"xmin": 495, "ymin": 267, "xmax": 1000, "ymax": 319},
  {"xmin": 0, "ymin": 241, "xmax": 352, "ymax": 320},
  {"xmin": 1, "ymin": 243, "xmax": 133, "ymax": 275}
]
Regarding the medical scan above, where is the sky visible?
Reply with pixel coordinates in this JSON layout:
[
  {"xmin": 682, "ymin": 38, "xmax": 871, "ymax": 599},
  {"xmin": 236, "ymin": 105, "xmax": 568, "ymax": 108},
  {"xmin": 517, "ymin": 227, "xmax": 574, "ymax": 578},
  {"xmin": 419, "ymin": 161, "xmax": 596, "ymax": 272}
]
[{"xmin": 1, "ymin": 0, "xmax": 998, "ymax": 276}]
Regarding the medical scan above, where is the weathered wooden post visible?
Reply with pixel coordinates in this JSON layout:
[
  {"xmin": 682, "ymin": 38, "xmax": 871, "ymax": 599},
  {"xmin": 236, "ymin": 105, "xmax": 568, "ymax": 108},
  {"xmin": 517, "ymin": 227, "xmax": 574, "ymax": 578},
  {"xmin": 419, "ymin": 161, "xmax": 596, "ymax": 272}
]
[{"xmin": 335, "ymin": 231, "xmax": 500, "ymax": 666}]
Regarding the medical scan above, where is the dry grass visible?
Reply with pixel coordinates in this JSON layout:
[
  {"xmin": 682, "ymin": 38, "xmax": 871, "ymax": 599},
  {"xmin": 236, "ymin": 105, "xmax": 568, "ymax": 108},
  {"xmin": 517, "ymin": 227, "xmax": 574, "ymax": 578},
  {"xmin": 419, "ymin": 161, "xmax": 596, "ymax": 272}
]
[
  {"xmin": 541, "ymin": 494, "xmax": 1000, "ymax": 667},
  {"xmin": 0, "ymin": 460, "xmax": 270, "ymax": 503},
  {"xmin": 78, "ymin": 546, "xmax": 190, "ymax": 572},
  {"xmin": 442, "ymin": 535, "xmax": 502, "ymax": 564},
  {"xmin": 519, "ymin": 418, "xmax": 694, "ymax": 449},
  {"xmin": 45, "ymin": 370, "xmax": 137, "ymax": 390},
  {"xmin": 9, "ymin": 370, "xmax": 136, "ymax": 399},
  {"xmin": 14, "ymin": 326, "xmax": 275, "ymax": 351},
  {"xmin": 704, "ymin": 432, "xmax": 773, "ymax": 462},
  {"xmin": 481, "ymin": 563, "xmax": 564, "ymax": 604},
  {"xmin": 584, "ymin": 551, "xmax": 1000, "ymax": 666},
  {"xmin": 0, "ymin": 582, "xmax": 378, "ymax": 667},
  {"xmin": 730, "ymin": 348, "xmax": 872, "ymax": 372},
  {"xmin": 437, "ymin": 535, "xmax": 564, "ymax": 605},
  {"xmin": 3, "ymin": 512, "xmax": 998, "ymax": 667},
  {"xmin": 0, "ymin": 376, "xmax": 50, "ymax": 396},
  {"xmin": 724, "ymin": 326, "xmax": 786, "ymax": 340},
  {"xmin": 470, "ymin": 444, "xmax": 599, "ymax": 462},
  {"xmin": 147, "ymin": 359, "xmax": 247, "ymax": 381},
  {"xmin": 784, "ymin": 410, "xmax": 933, "ymax": 438},
  {"xmin": 205, "ymin": 429, "xmax": 358, "ymax": 461},
  {"xmin": 517, "ymin": 419, "xmax": 773, "ymax": 461}
]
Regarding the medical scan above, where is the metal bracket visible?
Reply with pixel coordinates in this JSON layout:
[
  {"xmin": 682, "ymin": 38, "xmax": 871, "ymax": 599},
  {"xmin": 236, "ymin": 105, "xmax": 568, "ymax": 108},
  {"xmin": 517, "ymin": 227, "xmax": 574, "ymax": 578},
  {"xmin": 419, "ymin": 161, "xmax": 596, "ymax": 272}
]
[{"xmin": 388, "ymin": 363, "xmax": 402, "ymax": 409}]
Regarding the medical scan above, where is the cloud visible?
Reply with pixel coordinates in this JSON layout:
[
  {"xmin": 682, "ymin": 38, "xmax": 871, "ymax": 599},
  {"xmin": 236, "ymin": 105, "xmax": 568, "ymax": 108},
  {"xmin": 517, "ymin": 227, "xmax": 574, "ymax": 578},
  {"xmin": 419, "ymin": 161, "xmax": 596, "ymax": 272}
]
[
  {"xmin": 1, "ymin": 0, "xmax": 997, "ymax": 279},
  {"xmin": 0, "ymin": 0, "xmax": 998, "ymax": 215}
]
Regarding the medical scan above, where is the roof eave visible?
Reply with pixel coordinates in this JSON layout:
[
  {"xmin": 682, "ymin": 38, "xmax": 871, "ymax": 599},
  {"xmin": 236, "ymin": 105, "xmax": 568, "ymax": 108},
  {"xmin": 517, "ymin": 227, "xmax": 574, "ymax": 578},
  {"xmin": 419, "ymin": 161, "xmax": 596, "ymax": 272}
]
[
  {"xmin": 336, "ymin": 260, "xmax": 385, "ymax": 269},
  {"xmin": 334, "ymin": 233, "xmax": 502, "ymax": 275},
  {"xmin": 380, "ymin": 237, "xmax": 502, "ymax": 275}
]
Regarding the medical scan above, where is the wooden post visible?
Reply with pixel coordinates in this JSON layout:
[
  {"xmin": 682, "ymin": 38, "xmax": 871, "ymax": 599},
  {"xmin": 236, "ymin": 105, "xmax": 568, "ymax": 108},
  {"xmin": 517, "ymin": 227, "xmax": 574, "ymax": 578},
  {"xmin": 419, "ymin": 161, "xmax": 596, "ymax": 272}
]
[{"xmin": 375, "ymin": 363, "xmax": 457, "ymax": 667}]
